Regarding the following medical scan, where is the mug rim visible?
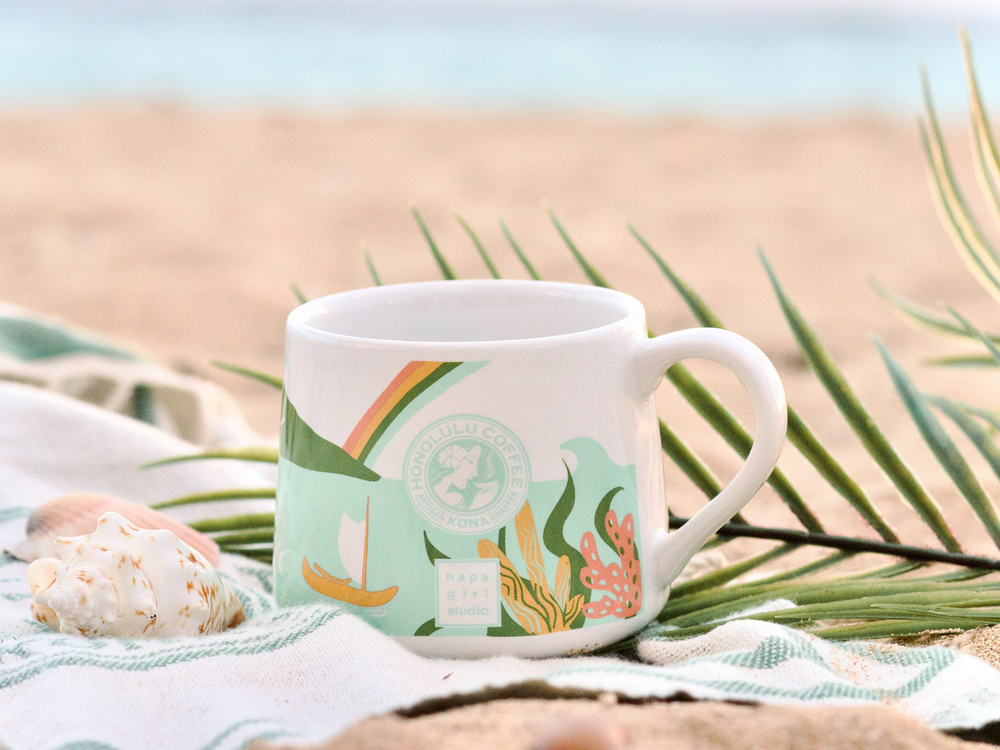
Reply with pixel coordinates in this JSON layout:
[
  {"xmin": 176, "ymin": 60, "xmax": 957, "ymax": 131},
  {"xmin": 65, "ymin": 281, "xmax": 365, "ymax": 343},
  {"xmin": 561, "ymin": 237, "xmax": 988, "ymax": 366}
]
[{"xmin": 287, "ymin": 279, "xmax": 647, "ymax": 348}]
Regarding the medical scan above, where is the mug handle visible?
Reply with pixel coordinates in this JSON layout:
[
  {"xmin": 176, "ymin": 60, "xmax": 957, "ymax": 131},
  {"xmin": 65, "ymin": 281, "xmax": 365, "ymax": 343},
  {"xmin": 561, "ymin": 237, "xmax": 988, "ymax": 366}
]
[{"xmin": 632, "ymin": 328, "xmax": 787, "ymax": 590}]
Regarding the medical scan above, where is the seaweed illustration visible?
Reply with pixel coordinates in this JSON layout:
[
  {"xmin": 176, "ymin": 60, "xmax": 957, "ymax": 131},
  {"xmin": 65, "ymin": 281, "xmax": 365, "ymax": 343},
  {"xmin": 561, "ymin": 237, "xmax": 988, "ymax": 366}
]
[
  {"xmin": 540, "ymin": 462, "xmax": 591, "ymax": 626},
  {"xmin": 478, "ymin": 502, "xmax": 585, "ymax": 634},
  {"xmin": 579, "ymin": 509, "xmax": 642, "ymax": 619}
]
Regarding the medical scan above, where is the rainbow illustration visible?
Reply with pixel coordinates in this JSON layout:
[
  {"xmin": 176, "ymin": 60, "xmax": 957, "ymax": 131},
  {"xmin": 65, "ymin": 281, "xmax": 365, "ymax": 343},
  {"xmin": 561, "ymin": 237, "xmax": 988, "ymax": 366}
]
[
  {"xmin": 282, "ymin": 359, "xmax": 483, "ymax": 479},
  {"xmin": 342, "ymin": 360, "xmax": 464, "ymax": 464}
]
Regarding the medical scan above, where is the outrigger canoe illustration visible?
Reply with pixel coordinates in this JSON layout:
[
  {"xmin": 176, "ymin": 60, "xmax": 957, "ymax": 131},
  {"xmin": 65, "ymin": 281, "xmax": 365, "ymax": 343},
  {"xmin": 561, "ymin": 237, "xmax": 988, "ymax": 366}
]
[
  {"xmin": 287, "ymin": 360, "xmax": 484, "ymax": 607},
  {"xmin": 302, "ymin": 498, "xmax": 399, "ymax": 607}
]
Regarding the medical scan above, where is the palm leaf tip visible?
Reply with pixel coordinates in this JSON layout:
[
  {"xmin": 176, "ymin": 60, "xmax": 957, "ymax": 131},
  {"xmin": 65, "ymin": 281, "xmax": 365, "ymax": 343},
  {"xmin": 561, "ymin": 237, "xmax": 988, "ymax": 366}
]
[
  {"xmin": 499, "ymin": 219, "xmax": 542, "ymax": 280},
  {"xmin": 455, "ymin": 214, "xmax": 501, "ymax": 279},
  {"xmin": 363, "ymin": 245, "xmax": 383, "ymax": 287},
  {"xmin": 629, "ymin": 224, "xmax": 724, "ymax": 329},
  {"xmin": 548, "ymin": 210, "xmax": 610, "ymax": 288},
  {"xmin": 412, "ymin": 207, "xmax": 456, "ymax": 280},
  {"xmin": 290, "ymin": 282, "xmax": 308, "ymax": 305}
]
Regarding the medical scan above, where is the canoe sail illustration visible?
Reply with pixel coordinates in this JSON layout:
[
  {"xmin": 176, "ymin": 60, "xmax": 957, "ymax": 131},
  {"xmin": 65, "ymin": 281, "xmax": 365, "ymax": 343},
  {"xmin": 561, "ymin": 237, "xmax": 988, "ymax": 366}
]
[
  {"xmin": 303, "ymin": 499, "xmax": 399, "ymax": 607},
  {"xmin": 337, "ymin": 513, "xmax": 366, "ymax": 584},
  {"xmin": 294, "ymin": 360, "xmax": 486, "ymax": 608}
]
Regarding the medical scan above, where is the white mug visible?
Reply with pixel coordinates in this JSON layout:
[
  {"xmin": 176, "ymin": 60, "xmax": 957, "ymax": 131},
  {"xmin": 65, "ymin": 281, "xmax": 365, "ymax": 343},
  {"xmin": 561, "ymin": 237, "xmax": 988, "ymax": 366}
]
[{"xmin": 274, "ymin": 279, "xmax": 786, "ymax": 658}]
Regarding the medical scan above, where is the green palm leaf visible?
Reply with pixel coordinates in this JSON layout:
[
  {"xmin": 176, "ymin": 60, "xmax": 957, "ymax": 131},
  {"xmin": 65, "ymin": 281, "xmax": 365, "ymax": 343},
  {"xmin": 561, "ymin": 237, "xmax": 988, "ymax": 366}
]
[
  {"xmin": 364, "ymin": 246, "xmax": 383, "ymax": 287},
  {"xmin": 456, "ymin": 214, "xmax": 501, "ymax": 279},
  {"xmin": 501, "ymin": 219, "xmax": 542, "ymax": 280},
  {"xmin": 144, "ymin": 447, "xmax": 279, "ymax": 469}
]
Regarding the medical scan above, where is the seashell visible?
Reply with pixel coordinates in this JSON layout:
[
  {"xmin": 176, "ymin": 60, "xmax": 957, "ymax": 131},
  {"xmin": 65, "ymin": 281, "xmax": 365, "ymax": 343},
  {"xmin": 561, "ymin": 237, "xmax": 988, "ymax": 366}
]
[
  {"xmin": 6, "ymin": 491, "xmax": 220, "ymax": 566},
  {"xmin": 28, "ymin": 511, "xmax": 244, "ymax": 637}
]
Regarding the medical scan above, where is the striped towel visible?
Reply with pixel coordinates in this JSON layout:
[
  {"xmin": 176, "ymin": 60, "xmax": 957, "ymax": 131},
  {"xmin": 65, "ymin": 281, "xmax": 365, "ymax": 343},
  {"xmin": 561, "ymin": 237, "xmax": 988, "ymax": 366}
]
[{"xmin": 0, "ymin": 303, "xmax": 259, "ymax": 448}]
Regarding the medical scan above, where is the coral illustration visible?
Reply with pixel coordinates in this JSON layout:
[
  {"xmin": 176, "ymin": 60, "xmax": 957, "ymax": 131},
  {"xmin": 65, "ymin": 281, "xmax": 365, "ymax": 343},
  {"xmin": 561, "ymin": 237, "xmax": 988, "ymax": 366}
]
[
  {"xmin": 478, "ymin": 502, "xmax": 584, "ymax": 634},
  {"xmin": 579, "ymin": 509, "xmax": 642, "ymax": 619}
]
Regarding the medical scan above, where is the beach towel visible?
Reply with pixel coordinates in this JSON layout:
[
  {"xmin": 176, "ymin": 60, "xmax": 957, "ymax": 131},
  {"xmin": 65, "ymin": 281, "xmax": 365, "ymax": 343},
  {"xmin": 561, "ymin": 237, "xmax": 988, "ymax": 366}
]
[
  {"xmin": 0, "ymin": 303, "xmax": 259, "ymax": 448},
  {"xmin": 2, "ymin": 338, "xmax": 1000, "ymax": 749}
]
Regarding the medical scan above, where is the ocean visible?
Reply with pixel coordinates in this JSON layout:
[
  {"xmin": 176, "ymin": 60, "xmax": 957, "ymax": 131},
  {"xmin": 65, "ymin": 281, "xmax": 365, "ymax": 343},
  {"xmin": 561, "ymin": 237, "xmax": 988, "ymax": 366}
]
[{"xmin": 1, "ymin": 1, "xmax": 999, "ymax": 115}]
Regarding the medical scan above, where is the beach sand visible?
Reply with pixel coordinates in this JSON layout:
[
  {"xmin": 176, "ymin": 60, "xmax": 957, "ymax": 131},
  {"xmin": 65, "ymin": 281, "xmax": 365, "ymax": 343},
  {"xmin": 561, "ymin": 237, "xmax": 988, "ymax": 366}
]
[
  {"xmin": 3, "ymin": 106, "xmax": 1000, "ymax": 746},
  {"xmin": 260, "ymin": 697, "xmax": 995, "ymax": 750}
]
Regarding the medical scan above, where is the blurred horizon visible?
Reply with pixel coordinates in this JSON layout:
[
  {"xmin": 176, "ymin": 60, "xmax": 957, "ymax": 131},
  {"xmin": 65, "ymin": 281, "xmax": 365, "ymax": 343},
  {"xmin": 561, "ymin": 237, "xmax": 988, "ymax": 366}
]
[{"xmin": 1, "ymin": 0, "xmax": 999, "ymax": 115}]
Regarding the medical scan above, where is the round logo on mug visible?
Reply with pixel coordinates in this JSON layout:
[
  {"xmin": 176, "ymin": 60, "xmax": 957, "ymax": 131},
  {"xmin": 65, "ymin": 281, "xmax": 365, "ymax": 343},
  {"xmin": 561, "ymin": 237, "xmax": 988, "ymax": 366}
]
[{"xmin": 403, "ymin": 414, "xmax": 531, "ymax": 534}]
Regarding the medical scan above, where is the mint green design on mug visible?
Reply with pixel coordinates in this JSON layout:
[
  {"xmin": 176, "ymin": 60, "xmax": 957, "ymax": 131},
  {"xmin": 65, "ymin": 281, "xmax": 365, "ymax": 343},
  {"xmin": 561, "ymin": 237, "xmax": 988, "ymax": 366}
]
[{"xmin": 275, "ymin": 358, "xmax": 645, "ymax": 638}]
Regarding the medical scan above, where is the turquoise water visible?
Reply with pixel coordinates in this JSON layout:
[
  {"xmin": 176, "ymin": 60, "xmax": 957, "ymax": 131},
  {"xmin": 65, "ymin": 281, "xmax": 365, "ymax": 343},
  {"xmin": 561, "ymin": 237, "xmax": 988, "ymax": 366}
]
[{"xmin": 1, "ymin": 2, "xmax": 999, "ymax": 114}]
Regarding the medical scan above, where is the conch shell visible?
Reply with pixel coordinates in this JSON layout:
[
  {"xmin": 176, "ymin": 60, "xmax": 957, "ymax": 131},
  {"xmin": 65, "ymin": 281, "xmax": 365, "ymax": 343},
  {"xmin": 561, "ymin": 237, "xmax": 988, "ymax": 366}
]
[
  {"xmin": 7, "ymin": 492, "xmax": 220, "ymax": 566},
  {"xmin": 28, "ymin": 512, "xmax": 244, "ymax": 637}
]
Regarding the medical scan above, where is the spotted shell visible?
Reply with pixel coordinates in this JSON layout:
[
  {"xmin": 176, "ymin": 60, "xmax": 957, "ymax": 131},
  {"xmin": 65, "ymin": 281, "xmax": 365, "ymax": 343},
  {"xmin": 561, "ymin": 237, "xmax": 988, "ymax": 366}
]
[{"xmin": 28, "ymin": 511, "xmax": 244, "ymax": 637}]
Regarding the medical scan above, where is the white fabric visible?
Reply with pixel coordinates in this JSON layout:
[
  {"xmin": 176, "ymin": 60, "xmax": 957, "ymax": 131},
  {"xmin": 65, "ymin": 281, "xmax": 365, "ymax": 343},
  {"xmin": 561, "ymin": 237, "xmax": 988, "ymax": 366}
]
[
  {"xmin": 2, "ymin": 383, "xmax": 1000, "ymax": 750},
  {"xmin": 0, "ymin": 301, "xmax": 261, "ymax": 448}
]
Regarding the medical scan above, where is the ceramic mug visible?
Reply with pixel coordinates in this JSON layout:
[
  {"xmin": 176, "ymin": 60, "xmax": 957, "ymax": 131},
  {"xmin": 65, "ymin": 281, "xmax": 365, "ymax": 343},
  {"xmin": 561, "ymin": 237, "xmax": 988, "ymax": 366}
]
[{"xmin": 274, "ymin": 279, "xmax": 786, "ymax": 658}]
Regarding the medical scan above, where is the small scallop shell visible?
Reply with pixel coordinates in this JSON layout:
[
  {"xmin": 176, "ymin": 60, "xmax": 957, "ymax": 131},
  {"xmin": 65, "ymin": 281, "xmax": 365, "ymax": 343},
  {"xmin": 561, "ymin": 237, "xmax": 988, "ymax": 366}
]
[
  {"xmin": 6, "ymin": 492, "xmax": 220, "ymax": 566},
  {"xmin": 28, "ymin": 511, "xmax": 244, "ymax": 637}
]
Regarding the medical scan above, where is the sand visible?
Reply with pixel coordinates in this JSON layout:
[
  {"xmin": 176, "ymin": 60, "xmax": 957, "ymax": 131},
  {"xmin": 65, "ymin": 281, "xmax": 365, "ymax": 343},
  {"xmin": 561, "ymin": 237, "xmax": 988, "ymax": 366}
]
[
  {"xmin": 3, "ymin": 105, "xmax": 1000, "ymax": 746},
  {"xmin": 259, "ymin": 697, "xmax": 996, "ymax": 750}
]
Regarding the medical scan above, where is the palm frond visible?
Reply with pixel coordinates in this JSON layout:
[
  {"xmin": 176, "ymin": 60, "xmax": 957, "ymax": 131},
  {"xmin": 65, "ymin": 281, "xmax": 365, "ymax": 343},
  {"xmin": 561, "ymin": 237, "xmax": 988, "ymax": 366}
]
[{"xmin": 674, "ymin": 516, "xmax": 1000, "ymax": 571}]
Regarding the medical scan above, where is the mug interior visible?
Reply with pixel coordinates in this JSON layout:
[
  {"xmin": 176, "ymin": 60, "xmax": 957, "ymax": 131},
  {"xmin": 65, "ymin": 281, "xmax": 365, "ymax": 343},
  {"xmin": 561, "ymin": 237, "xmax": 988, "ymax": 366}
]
[{"xmin": 293, "ymin": 280, "xmax": 642, "ymax": 343}]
